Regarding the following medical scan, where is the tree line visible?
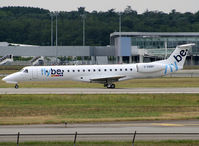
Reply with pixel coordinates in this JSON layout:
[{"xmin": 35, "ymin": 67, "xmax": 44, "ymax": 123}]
[{"xmin": 0, "ymin": 6, "xmax": 199, "ymax": 46}]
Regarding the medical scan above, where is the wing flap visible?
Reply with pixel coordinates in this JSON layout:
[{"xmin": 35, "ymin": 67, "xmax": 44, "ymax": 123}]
[{"xmin": 90, "ymin": 75, "xmax": 126, "ymax": 83}]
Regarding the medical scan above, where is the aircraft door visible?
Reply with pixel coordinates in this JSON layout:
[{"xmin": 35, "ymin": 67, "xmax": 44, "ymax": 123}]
[{"xmin": 32, "ymin": 68, "xmax": 38, "ymax": 80}]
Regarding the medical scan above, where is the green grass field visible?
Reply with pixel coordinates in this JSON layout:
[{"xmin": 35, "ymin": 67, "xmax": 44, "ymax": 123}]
[
  {"xmin": 1, "ymin": 140, "xmax": 199, "ymax": 146},
  {"xmin": 0, "ymin": 94, "xmax": 199, "ymax": 124}
]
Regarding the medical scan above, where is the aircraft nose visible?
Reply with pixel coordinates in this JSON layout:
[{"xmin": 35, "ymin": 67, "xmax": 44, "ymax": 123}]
[
  {"xmin": 2, "ymin": 76, "xmax": 8, "ymax": 82},
  {"xmin": 2, "ymin": 73, "xmax": 18, "ymax": 84}
]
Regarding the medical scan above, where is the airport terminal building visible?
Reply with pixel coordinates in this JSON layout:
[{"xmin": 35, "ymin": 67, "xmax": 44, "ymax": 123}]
[
  {"xmin": 111, "ymin": 32, "xmax": 199, "ymax": 65},
  {"xmin": 0, "ymin": 32, "xmax": 199, "ymax": 65}
]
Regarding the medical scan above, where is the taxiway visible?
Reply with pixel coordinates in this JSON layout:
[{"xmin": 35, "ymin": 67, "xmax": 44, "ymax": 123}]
[
  {"xmin": 0, "ymin": 120, "xmax": 199, "ymax": 142},
  {"xmin": 0, "ymin": 87, "xmax": 199, "ymax": 94}
]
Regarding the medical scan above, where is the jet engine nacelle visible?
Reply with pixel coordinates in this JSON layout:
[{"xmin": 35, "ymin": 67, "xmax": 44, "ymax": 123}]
[{"xmin": 136, "ymin": 63, "xmax": 165, "ymax": 73}]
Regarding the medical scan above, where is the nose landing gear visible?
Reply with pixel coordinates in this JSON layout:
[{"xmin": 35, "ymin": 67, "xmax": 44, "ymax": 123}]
[{"xmin": 15, "ymin": 84, "xmax": 19, "ymax": 89}]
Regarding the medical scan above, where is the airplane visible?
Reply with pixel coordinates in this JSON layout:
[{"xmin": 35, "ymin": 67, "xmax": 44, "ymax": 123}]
[{"xmin": 2, "ymin": 43, "xmax": 195, "ymax": 89}]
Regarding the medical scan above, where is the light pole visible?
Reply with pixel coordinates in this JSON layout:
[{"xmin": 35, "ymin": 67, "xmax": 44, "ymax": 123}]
[
  {"xmin": 53, "ymin": 12, "xmax": 59, "ymax": 64},
  {"xmin": 49, "ymin": 12, "xmax": 54, "ymax": 46},
  {"xmin": 55, "ymin": 12, "xmax": 58, "ymax": 47},
  {"xmin": 118, "ymin": 12, "xmax": 122, "ymax": 63},
  {"xmin": 81, "ymin": 14, "xmax": 86, "ymax": 64},
  {"xmin": 81, "ymin": 14, "xmax": 86, "ymax": 46},
  {"xmin": 119, "ymin": 12, "xmax": 122, "ymax": 35}
]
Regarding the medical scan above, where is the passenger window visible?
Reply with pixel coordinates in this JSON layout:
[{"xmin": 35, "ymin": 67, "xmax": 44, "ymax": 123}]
[
  {"xmin": 130, "ymin": 68, "xmax": 133, "ymax": 71},
  {"xmin": 73, "ymin": 70, "xmax": 75, "ymax": 72},
  {"xmin": 110, "ymin": 69, "xmax": 112, "ymax": 71},
  {"xmin": 104, "ymin": 69, "xmax": 107, "ymax": 71},
  {"xmin": 98, "ymin": 69, "xmax": 101, "ymax": 72},
  {"xmin": 67, "ymin": 70, "xmax": 70, "ymax": 72},
  {"xmin": 78, "ymin": 70, "xmax": 80, "ymax": 72},
  {"xmin": 120, "ymin": 69, "xmax": 122, "ymax": 71},
  {"xmin": 115, "ymin": 69, "xmax": 117, "ymax": 71},
  {"xmin": 125, "ymin": 68, "xmax": 127, "ymax": 71},
  {"xmin": 83, "ymin": 69, "xmax": 85, "ymax": 72},
  {"xmin": 93, "ymin": 69, "xmax": 96, "ymax": 72},
  {"xmin": 88, "ymin": 69, "xmax": 90, "ymax": 72}
]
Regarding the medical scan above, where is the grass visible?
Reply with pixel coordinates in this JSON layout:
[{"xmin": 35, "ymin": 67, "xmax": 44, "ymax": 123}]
[
  {"xmin": 0, "ymin": 65, "xmax": 24, "ymax": 71},
  {"xmin": 0, "ymin": 70, "xmax": 18, "ymax": 74},
  {"xmin": 1, "ymin": 77, "xmax": 199, "ymax": 88},
  {"xmin": 1, "ymin": 140, "xmax": 199, "ymax": 146},
  {"xmin": 0, "ymin": 94, "xmax": 199, "ymax": 124},
  {"xmin": 184, "ymin": 65, "xmax": 199, "ymax": 70}
]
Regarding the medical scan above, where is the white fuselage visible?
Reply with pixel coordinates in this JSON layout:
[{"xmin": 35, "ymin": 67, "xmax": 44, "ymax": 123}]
[{"xmin": 2, "ymin": 62, "xmax": 168, "ymax": 84}]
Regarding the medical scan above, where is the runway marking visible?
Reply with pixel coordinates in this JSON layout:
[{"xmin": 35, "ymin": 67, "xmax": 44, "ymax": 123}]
[
  {"xmin": 152, "ymin": 123, "xmax": 184, "ymax": 127},
  {"xmin": 152, "ymin": 123, "xmax": 199, "ymax": 127}
]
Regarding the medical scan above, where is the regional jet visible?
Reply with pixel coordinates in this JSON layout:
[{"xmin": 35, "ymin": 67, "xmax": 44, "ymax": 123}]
[{"xmin": 2, "ymin": 44, "xmax": 195, "ymax": 89}]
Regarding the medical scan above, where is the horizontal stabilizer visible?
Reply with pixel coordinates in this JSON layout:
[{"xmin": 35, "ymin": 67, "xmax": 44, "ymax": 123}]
[{"xmin": 177, "ymin": 43, "xmax": 195, "ymax": 49}]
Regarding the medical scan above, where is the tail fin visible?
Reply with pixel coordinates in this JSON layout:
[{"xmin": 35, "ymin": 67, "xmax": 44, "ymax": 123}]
[{"xmin": 166, "ymin": 43, "xmax": 195, "ymax": 69}]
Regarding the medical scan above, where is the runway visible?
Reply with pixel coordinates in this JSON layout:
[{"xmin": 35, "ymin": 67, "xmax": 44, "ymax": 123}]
[
  {"xmin": 0, "ymin": 87, "xmax": 199, "ymax": 94},
  {"xmin": 0, "ymin": 120, "xmax": 199, "ymax": 142}
]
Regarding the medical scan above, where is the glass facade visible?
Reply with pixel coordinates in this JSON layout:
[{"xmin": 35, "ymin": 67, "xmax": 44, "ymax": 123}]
[
  {"xmin": 110, "ymin": 32, "xmax": 199, "ymax": 65},
  {"xmin": 131, "ymin": 37, "xmax": 199, "ymax": 55}
]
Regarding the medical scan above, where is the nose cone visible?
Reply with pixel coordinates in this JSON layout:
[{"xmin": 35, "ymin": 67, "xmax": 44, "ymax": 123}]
[
  {"xmin": 2, "ymin": 74, "xmax": 18, "ymax": 84},
  {"xmin": 2, "ymin": 76, "xmax": 8, "ymax": 82}
]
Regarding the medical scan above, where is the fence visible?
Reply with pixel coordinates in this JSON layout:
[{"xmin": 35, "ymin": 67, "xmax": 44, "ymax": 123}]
[{"xmin": 0, "ymin": 132, "xmax": 199, "ymax": 145}]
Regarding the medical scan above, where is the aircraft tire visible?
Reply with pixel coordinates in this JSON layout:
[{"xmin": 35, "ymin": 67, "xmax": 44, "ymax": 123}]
[
  {"xmin": 107, "ymin": 84, "xmax": 115, "ymax": 89},
  {"xmin": 15, "ymin": 84, "xmax": 19, "ymax": 89},
  {"xmin": 107, "ymin": 84, "xmax": 111, "ymax": 88},
  {"xmin": 111, "ymin": 84, "xmax": 115, "ymax": 88}
]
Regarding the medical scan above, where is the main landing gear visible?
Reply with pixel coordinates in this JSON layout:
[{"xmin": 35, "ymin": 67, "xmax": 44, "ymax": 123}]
[
  {"xmin": 104, "ymin": 83, "xmax": 115, "ymax": 89},
  {"xmin": 15, "ymin": 84, "xmax": 19, "ymax": 89}
]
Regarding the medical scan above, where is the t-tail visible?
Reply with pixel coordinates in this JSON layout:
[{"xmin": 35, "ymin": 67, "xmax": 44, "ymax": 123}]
[{"xmin": 163, "ymin": 43, "xmax": 195, "ymax": 75}]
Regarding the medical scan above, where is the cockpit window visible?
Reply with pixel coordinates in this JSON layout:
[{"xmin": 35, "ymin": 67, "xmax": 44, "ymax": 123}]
[{"xmin": 24, "ymin": 69, "xmax": 28, "ymax": 73}]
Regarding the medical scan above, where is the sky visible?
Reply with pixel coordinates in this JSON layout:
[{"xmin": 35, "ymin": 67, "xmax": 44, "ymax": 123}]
[{"xmin": 0, "ymin": 0, "xmax": 199, "ymax": 13}]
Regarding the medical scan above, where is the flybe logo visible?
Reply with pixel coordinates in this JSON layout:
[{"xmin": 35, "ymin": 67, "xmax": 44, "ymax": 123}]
[
  {"xmin": 41, "ymin": 68, "xmax": 64, "ymax": 77},
  {"xmin": 173, "ymin": 49, "xmax": 188, "ymax": 62},
  {"xmin": 164, "ymin": 61, "xmax": 178, "ymax": 75}
]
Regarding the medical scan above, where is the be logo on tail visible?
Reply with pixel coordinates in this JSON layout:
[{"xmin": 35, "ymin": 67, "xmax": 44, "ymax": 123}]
[{"xmin": 173, "ymin": 49, "xmax": 188, "ymax": 62}]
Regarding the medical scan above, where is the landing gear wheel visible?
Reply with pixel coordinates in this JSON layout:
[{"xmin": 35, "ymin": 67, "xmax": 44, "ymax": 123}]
[
  {"xmin": 111, "ymin": 84, "xmax": 115, "ymax": 89},
  {"xmin": 15, "ymin": 84, "xmax": 19, "ymax": 89},
  {"xmin": 107, "ymin": 84, "xmax": 115, "ymax": 89}
]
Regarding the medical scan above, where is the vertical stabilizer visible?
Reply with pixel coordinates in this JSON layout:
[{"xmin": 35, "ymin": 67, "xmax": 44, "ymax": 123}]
[
  {"xmin": 166, "ymin": 43, "xmax": 195, "ymax": 69},
  {"xmin": 163, "ymin": 43, "xmax": 195, "ymax": 75}
]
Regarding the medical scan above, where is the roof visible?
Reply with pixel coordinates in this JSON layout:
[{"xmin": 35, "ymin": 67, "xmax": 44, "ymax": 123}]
[{"xmin": 110, "ymin": 32, "xmax": 199, "ymax": 38}]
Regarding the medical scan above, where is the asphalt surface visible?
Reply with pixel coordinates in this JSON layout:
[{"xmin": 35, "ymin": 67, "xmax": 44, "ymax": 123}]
[
  {"xmin": 0, "ymin": 87, "xmax": 199, "ymax": 94},
  {"xmin": 0, "ymin": 120, "xmax": 199, "ymax": 142}
]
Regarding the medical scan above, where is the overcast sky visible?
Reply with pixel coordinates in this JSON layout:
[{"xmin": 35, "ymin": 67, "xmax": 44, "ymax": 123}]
[{"xmin": 0, "ymin": 0, "xmax": 198, "ymax": 13}]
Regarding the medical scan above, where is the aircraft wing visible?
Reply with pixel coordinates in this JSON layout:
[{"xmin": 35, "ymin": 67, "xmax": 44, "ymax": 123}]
[{"xmin": 90, "ymin": 75, "xmax": 126, "ymax": 83}]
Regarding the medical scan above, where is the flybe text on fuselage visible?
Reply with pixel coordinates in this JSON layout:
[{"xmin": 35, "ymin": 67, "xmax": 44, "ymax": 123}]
[{"xmin": 41, "ymin": 68, "xmax": 64, "ymax": 77}]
